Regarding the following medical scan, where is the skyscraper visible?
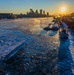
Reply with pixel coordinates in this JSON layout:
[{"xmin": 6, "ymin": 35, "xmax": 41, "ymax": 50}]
[
  {"xmin": 47, "ymin": 12, "xmax": 49, "ymax": 16},
  {"xmin": 40, "ymin": 9, "xmax": 43, "ymax": 15},
  {"xmin": 35, "ymin": 10, "xmax": 38, "ymax": 14},
  {"xmin": 43, "ymin": 10, "xmax": 45, "ymax": 15},
  {"xmin": 30, "ymin": 9, "xmax": 34, "ymax": 14}
]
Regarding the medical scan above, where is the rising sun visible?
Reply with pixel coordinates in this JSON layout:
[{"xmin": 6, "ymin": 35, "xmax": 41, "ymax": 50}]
[{"xmin": 61, "ymin": 7, "xmax": 66, "ymax": 12}]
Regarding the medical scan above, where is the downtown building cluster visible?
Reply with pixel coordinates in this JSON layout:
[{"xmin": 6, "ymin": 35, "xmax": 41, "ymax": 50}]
[{"xmin": 0, "ymin": 9, "xmax": 50, "ymax": 19}]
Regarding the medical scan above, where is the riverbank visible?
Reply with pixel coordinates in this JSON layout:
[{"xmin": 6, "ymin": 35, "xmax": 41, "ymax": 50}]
[{"xmin": 62, "ymin": 17, "xmax": 74, "ymax": 31}]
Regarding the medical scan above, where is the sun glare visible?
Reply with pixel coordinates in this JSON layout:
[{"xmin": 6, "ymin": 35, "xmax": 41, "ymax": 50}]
[{"xmin": 61, "ymin": 7, "xmax": 66, "ymax": 13}]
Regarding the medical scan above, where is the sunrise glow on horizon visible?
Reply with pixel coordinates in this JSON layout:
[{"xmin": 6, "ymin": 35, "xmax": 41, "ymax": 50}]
[{"xmin": 0, "ymin": 0, "xmax": 74, "ymax": 14}]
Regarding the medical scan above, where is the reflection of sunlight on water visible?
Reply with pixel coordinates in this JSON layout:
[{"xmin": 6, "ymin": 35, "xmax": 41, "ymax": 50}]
[
  {"xmin": 30, "ymin": 24, "xmax": 42, "ymax": 34},
  {"xmin": 28, "ymin": 18, "xmax": 53, "ymax": 35},
  {"xmin": 52, "ymin": 31, "xmax": 60, "ymax": 47},
  {"xmin": 34, "ymin": 19, "xmax": 40, "ymax": 23}
]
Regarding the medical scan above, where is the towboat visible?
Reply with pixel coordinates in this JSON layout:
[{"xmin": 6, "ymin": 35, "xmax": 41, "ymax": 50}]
[
  {"xmin": 44, "ymin": 26, "xmax": 50, "ymax": 31},
  {"xmin": 52, "ymin": 19, "xmax": 57, "ymax": 22},
  {"xmin": 49, "ymin": 24, "xmax": 59, "ymax": 31},
  {"xmin": 44, "ymin": 24, "xmax": 59, "ymax": 31}
]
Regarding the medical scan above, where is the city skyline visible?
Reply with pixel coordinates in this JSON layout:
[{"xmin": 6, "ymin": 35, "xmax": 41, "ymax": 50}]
[
  {"xmin": 0, "ymin": 0, "xmax": 74, "ymax": 14},
  {"xmin": 0, "ymin": 9, "xmax": 50, "ymax": 19}
]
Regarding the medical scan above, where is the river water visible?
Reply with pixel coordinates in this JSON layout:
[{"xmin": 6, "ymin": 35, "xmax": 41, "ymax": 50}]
[{"xmin": 0, "ymin": 18, "xmax": 74, "ymax": 75}]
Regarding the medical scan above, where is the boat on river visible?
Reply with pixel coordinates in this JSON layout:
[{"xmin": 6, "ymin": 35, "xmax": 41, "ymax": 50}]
[
  {"xmin": 44, "ymin": 23, "xmax": 59, "ymax": 31},
  {"xmin": 43, "ymin": 26, "xmax": 50, "ymax": 31},
  {"xmin": 49, "ymin": 24, "xmax": 59, "ymax": 30}
]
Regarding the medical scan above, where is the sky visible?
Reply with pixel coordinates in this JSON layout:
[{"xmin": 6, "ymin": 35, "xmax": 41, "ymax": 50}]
[{"xmin": 0, "ymin": 0, "xmax": 74, "ymax": 14}]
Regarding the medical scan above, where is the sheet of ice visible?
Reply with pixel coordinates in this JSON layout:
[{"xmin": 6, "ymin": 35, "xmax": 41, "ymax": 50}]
[
  {"xmin": 0, "ymin": 29, "xmax": 34, "ymax": 60},
  {"xmin": 0, "ymin": 18, "xmax": 53, "ymax": 59},
  {"xmin": 0, "ymin": 18, "xmax": 60, "ymax": 74},
  {"xmin": 0, "ymin": 18, "xmax": 74, "ymax": 74}
]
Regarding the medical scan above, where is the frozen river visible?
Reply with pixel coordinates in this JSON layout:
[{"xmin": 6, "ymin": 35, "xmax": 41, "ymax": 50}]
[{"xmin": 0, "ymin": 18, "xmax": 74, "ymax": 75}]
